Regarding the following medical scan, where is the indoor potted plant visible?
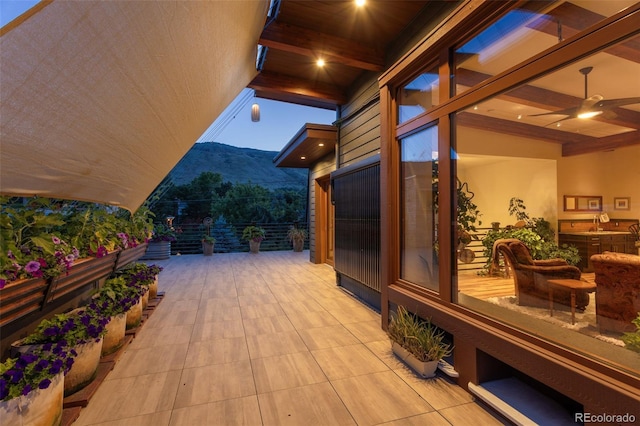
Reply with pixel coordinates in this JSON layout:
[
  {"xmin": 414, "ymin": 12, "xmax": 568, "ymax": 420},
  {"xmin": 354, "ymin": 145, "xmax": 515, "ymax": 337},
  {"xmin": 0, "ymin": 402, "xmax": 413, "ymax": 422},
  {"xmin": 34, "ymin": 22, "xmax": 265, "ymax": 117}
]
[
  {"xmin": 0, "ymin": 342, "xmax": 74, "ymax": 426},
  {"xmin": 287, "ymin": 226, "xmax": 307, "ymax": 252},
  {"xmin": 242, "ymin": 225, "xmax": 265, "ymax": 254},
  {"xmin": 201, "ymin": 235, "xmax": 215, "ymax": 256},
  {"xmin": 387, "ymin": 306, "xmax": 452, "ymax": 378}
]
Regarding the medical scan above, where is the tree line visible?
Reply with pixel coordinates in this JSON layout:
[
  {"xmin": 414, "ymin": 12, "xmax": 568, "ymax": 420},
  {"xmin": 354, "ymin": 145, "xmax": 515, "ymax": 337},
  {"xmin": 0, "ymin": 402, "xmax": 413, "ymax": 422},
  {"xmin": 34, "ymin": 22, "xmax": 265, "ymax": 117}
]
[{"xmin": 149, "ymin": 172, "xmax": 306, "ymax": 226}]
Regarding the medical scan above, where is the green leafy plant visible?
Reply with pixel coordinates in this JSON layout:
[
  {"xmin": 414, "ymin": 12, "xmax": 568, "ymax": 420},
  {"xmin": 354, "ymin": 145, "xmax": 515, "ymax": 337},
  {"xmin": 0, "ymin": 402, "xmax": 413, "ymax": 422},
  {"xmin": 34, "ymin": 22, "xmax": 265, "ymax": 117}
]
[
  {"xmin": 242, "ymin": 225, "xmax": 265, "ymax": 242},
  {"xmin": 202, "ymin": 235, "xmax": 216, "ymax": 244},
  {"xmin": 621, "ymin": 313, "xmax": 640, "ymax": 353},
  {"xmin": 287, "ymin": 226, "xmax": 307, "ymax": 243},
  {"xmin": 387, "ymin": 306, "xmax": 452, "ymax": 362}
]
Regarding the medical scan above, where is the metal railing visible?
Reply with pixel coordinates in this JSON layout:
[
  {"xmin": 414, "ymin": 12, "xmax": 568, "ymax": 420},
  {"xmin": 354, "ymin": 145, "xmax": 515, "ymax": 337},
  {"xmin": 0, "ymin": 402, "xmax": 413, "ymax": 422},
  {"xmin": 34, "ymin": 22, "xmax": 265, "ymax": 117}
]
[{"xmin": 168, "ymin": 222, "xmax": 308, "ymax": 254}]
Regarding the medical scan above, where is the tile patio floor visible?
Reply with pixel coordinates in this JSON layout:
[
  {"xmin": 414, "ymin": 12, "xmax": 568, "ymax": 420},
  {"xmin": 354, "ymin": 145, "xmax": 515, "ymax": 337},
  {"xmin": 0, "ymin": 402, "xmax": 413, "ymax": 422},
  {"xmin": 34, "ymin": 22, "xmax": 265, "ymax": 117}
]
[{"xmin": 74, "ymin": 251, "xmax": 505, "ymax": 426}]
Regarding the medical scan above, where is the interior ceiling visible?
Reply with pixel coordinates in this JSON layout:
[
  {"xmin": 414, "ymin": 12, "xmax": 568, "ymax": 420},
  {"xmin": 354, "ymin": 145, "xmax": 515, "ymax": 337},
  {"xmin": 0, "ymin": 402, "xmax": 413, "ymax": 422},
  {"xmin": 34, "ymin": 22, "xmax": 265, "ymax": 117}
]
[
  {"xmin": 252, "ymin": 0, "xmax": 639, "ymax": 157},
  {"xmin": 0, "ymin": 0, "xmax": 269, "ymax": 211}
]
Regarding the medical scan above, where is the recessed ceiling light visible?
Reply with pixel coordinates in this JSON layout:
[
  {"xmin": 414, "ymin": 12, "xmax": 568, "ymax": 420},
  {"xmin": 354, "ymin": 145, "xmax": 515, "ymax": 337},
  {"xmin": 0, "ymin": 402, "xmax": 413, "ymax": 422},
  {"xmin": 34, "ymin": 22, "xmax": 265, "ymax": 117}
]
[
  {"xmin": 318, "ymin": 143, "xmax": 324, "ymax": 147},
  {"xmin": 301, "ymin": 156, "xmax": 306, "ymax": 160},
  {"xmin": 517, "ymin": 114, "xmax": 522, "ymax": 120},
  {"xmin": 317, "ymin": 59, "xmax": 325, "ymax": 67},
  {"xmin": 355, "ymin": 0, "xmax": 366, "ymax": 6}
]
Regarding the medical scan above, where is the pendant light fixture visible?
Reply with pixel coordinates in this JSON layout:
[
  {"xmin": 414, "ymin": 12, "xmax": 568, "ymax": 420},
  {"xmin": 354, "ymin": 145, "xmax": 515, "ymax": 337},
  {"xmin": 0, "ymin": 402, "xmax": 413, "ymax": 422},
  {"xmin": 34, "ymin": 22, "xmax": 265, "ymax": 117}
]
[{"xmin": 251, "ymin": 91, "xmax": 260, "ymax": 122}]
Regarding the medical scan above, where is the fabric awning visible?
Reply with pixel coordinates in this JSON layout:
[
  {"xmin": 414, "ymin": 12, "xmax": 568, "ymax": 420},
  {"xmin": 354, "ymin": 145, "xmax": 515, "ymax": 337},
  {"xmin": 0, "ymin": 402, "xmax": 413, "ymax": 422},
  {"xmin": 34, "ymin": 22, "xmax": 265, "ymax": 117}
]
[{"xmin": 1, "ymin": 0, "xmax": 268, "ymax": 211}]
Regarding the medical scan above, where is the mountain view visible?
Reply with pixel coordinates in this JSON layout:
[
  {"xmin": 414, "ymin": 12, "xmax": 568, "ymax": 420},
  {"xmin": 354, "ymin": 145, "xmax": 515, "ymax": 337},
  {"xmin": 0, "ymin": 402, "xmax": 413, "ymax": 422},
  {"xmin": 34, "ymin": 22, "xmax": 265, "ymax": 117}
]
[{"xmin": 166, "ymin": 142, "xmax": 306, "ymax": 190}]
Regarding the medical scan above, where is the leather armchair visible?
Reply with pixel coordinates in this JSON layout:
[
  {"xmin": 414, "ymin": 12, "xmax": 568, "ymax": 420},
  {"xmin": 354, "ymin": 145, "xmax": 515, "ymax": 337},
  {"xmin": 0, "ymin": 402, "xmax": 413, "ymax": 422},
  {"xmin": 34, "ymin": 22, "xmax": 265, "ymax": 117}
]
[
  {"xmin": 591, "ymin": 251, "xmax": 640, "ymax": 333},
  {"xmin": 492, "ymin": 239, "xmax": 589, "ymax": 309}
]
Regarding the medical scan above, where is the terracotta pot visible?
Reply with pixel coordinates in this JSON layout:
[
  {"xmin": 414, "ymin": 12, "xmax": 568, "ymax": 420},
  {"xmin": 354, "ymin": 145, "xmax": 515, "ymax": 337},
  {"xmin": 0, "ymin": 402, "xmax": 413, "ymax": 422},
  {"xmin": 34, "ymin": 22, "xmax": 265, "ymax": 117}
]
[
  {"xmin": 391, "ymin": 342, "xmax": 439, "ymax": 378},
  {"xmin": 249, "ymin": 240, "xmax": 261, "ymax": 254},
  {"xmin": 64, "ymin": 339, "xmax": 103, "ymax": 396},
  {"xmin": 102, "ymin": 313, "xmax": 126, "ymax": 356},
  {"xmin": 292, "ymin": 239, "xmax": 304, "ymax": 252},
  {"xmin": 149, "ymin": 276, "xmax": 158, "ymax": 300},
  {"xmin": 126, "ymin": 297, "xmax": 143, "ymax": 329},
  {"xmin": 0, "ymin": 372, "xmax": 64, "ymax": 426},
  {"xmin": 203, "ymin": 242, "xmax": 214, "ymax": 256}
]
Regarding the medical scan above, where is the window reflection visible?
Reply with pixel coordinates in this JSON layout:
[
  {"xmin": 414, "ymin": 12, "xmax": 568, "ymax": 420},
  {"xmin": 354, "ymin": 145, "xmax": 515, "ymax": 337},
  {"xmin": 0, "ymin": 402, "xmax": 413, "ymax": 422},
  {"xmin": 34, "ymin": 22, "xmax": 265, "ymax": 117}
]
[
  {"xmin": 400, "ymin": 126, "xmax": 439, "ymax": 290},
  {"xmin": 398, "ymin": 63, "xmax": 439, "ymax": 124}
]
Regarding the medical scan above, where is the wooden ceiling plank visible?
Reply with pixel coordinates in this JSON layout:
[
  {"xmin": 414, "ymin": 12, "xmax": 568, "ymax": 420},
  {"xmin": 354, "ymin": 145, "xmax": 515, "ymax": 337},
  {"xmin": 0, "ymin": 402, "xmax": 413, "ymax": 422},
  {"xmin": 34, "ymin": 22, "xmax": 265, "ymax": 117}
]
[{"xmin": 260, "ymin": 21, "xmax": 385, "ymax": 71}]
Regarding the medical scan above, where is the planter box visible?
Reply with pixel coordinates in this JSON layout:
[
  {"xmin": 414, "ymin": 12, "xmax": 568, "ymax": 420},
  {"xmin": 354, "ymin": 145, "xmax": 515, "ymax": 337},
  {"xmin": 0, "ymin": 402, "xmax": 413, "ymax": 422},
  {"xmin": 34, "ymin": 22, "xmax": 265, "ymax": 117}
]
[
  {"xmin": 115, "ymin": 243, "xmax": 148, "ymax": 269},
  {"xmin": 0, "ymin": 277, "xmax": 49, "ymax": 328},
  {"xmin": 46, "ymin": 253, "xmax": 118, "ymax": 303},
  {"xmin": 392, "ymin": 342, "xmax": 438, "ymax": 378}
]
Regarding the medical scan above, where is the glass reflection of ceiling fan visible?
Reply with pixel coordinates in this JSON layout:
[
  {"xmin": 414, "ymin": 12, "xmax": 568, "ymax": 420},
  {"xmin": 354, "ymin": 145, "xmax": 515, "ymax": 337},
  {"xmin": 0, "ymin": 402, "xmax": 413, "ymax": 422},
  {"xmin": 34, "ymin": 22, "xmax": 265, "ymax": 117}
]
[{"xmin": 530, "ymin": 66, "xmax": 640, "ymax": 125}]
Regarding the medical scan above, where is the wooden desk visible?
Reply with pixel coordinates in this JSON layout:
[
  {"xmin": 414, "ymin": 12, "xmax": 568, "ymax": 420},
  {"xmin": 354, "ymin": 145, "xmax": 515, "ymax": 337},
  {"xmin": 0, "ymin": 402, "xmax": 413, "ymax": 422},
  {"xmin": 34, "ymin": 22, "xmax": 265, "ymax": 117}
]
[{"xmin": 546, "ymin": 279, "xmax": 597, "ymax": 325}]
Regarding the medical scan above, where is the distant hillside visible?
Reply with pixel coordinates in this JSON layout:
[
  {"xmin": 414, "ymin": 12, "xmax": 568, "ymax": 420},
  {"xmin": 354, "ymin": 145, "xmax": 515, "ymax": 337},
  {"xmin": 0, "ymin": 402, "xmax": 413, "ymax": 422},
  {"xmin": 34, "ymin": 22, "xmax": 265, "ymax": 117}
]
[{"xmin": 167, "ymin": 142, "xmax": 306, "ymax": 190}]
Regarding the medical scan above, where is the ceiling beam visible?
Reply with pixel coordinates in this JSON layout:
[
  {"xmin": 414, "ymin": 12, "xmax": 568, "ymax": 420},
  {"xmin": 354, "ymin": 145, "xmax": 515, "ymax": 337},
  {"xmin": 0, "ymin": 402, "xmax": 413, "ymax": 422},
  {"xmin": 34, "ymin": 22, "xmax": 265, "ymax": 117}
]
[
  {"xmin": 458, "ymin": 112, "xmax": 640, "ymax": 156},
  {"xmin": 457, "ymin": 68, "xmax": 640, "ymax": 130},
  {"xmin": 562, "ymin": 130, "xmax": 640, "ymax": 156},
  {"xmin": 457, "ymin": 111, "xmax": 593, "ymax": 145},
  {"xmin": 259, "ymin": 21, "xmax": 385, "ymax": 71},
  {"xmin": 249, "ymin": 71, "xmax": 348, "ymax": 106}
]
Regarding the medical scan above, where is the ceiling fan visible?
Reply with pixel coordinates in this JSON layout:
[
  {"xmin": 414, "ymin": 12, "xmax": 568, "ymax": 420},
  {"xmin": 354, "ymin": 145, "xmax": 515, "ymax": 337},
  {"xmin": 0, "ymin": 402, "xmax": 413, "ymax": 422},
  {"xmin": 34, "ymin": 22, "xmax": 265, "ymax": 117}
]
[{"xmin": 530, "ymin": 66, "xmax": 640, "ymax": 125}]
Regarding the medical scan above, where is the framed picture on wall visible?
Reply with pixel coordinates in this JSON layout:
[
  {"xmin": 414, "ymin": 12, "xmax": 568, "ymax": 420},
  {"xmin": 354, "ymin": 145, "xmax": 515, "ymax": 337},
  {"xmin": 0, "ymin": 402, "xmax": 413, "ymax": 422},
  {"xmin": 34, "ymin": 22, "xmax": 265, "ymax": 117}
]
[{"xmin": 614, "ymin": 197, "xmax": 630, "ymax": 210}]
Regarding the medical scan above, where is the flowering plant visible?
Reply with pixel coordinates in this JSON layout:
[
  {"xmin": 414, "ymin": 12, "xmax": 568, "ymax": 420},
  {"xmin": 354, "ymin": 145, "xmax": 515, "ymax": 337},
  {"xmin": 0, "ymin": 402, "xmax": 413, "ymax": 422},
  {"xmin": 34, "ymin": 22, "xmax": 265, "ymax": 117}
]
[
  {"xmin": 0, "ymin": 342, "xmax": 74, "ymax": 401},
  {"xmin": 21, "ymin": 308, "xmax": 108, "ymax": 348},
  {"xmin": 242, "ymin": 225, "xmax": 266, "ymax": 243},
  {"xmin": 90, "ymin": 276, "xmax": 140, "ymax": 317},
  {"xmin": 149, "ymin": 225, "xmax": 177, "ymax": 242},
  {"xmin": 117, "ymin": 263, "xmax": 163, "ymax": 292}
]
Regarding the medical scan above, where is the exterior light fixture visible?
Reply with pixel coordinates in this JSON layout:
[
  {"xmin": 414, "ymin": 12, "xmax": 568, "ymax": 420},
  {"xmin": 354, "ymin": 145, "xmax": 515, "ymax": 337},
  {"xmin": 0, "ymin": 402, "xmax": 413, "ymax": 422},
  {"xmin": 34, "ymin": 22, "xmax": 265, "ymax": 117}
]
[
  {"xmin": 251, "ymin": 91, "xmax": 260, "ymax": 122},
  {"xmin": 317, "ymin": 58, "xmax": 325, "ymax": 67}
]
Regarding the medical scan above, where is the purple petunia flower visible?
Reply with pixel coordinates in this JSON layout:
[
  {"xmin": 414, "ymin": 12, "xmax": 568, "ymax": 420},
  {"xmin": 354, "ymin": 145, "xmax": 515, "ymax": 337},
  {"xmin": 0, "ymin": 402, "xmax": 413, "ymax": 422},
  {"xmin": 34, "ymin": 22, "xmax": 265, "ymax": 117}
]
[
  {"xmin": 38, "ymin": 378, "xmax": 51, "ymax": 390},
  {"xmin": 6, "ymin": 369, "xmax": 23, "ymax": 384},
  {"xmin": 24, "ymin": 261, "xmax": 41, "ymax": 273},
  {"xmin": 0, "ymin": 279, "xmax": 5, "ymax": 289},
  {"xmin": 21, "ymin": 384, "xmax": 32, "ymax": 396}
]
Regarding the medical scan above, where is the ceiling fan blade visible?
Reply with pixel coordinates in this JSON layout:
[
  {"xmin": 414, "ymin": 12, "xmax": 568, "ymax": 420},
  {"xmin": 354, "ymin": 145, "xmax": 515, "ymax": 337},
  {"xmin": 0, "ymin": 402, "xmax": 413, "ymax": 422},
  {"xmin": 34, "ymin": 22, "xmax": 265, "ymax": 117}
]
[
  {"xmin": 529, "ymin": 108, "xmax": 578, "ymax": 117},
  {"xmin": 594, "ymin": 97, "xmax": 640, "ymax": 109}
]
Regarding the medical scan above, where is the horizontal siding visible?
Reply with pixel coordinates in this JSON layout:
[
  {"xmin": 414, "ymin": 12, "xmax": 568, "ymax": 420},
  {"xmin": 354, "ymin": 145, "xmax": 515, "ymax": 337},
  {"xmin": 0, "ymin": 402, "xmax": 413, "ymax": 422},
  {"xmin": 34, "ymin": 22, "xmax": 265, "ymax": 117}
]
[{"xmin": 339, "ymin": 80, "xmax": 381, "ymax": 166}]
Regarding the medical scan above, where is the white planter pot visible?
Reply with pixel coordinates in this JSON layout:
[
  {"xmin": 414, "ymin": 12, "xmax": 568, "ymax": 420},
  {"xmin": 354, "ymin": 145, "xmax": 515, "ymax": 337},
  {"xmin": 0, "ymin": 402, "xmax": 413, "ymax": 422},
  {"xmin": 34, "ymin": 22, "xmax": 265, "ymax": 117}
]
[
  {"xmin": 392, "ymin": 342, "xmax": 438, "ymax": 378},
  {"xmin": 149, "ymin": 276, "xmax": 159, "ymax": 299},
  {"xmin": 64, "ymin": 339, "xmax": 103, "ymax": 396},
  {"xmin": 0, "ymin": 372, "xmax": 64, "ymax": 426},
  {"xmin": 126, "ymin": 297, "xmax": 143, "ymax": 329},
  {"xmin": 102, "ymin": 313, "xmax": 126, "ymax": 356}
]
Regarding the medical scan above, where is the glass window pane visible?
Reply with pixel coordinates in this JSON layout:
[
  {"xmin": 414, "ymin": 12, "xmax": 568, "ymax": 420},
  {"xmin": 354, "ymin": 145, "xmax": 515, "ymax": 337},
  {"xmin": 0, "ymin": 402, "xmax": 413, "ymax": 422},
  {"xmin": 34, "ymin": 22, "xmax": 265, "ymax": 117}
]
[
  {"xmin": 454, "ymin": 0, "xmax": 633, "ymax": 95},
  {"xmin": 400, "ymin": 126, "xmax": 439, "ymax": 291},
  {"xmin": 453, "ymin": 34, "xmax": 640, "ymax": 376},
  {"xmin": 398, "ymin": 63, "xmax": 439, "ymax": 124}
]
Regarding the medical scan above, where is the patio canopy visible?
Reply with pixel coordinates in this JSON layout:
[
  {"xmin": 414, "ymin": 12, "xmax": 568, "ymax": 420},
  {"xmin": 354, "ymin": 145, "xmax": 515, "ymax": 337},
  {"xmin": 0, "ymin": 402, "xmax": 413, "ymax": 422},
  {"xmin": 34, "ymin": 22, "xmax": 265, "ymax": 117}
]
[{"xmin": 0, "ymin": 0, "xmax": 268, "ymax": 212}]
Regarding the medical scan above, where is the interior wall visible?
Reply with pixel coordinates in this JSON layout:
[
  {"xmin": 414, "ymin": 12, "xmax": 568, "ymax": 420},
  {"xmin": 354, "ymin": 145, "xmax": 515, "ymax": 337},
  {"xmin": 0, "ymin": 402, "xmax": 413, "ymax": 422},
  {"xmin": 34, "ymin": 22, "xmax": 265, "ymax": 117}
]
[
  {"xmin": 557, "ymin": 145, "xmax": 640, "ymax": 220},
  {"xmin": 457, "ymin": 127, "xmax": 560, "ymax": 229}
]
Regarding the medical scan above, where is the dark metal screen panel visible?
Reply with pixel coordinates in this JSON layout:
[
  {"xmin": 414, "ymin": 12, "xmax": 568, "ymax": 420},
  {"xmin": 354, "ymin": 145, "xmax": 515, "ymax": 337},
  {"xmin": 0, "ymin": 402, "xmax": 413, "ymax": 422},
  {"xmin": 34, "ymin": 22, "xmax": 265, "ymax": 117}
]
[{"xmin": 332, "ymin": 156, "xmax": 380, "ymax": 293}]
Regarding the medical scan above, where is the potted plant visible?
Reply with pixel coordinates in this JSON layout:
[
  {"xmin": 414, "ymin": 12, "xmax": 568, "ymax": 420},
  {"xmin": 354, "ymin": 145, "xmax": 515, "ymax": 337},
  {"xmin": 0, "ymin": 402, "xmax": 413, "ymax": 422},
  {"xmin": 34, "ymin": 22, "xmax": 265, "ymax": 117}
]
[
  {"xmin": 242, "ymin": 225, "xmax": 265, "ymax": 254},
  {"xmin": 387, "ymin": 306, "xmax": 452, "ymax": 378},
  {"xmin": 16, "ymin": 308, "xmax": 108, "ymax": 396},
  {"xmin": 0, "ymin": 342, "xmax": 74, "ymax": 426},
  {"xmin": 201, "ymin": 235, "xmax": 215, "ymax": 256},
  {"xmin": 287, "ymin": 226, "xmax": 307, "ymax": 252},
  {"xmin": 143, "ymin": 224, "xmax": 176, "ymax": 260}
]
